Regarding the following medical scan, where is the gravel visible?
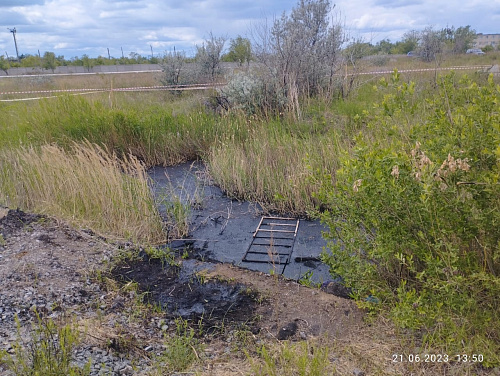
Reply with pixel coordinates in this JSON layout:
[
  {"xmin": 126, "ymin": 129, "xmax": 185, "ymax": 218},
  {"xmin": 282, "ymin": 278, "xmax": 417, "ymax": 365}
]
[{"xmin": 0, "ymin": 209, "xmax": 157, "ymax": 375}]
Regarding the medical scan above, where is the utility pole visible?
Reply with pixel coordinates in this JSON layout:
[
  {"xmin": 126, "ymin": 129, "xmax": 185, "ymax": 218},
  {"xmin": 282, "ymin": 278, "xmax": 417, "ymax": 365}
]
[
  {"xmin": 150, "ymin": 44, "xmax": 153, "ymax": 59},
  {"xmin": 107, "ymin": 47, "xmax": 111, "ymax": 59},
  {"xmin": 8, "ymin": 28, "xmax": 20, "ymax": 61}
]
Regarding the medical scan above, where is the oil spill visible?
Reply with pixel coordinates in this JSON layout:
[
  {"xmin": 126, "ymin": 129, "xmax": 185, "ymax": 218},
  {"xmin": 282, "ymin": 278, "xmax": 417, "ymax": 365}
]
[
  {"xmin": 111, "ymin": 256, "xmax": 259, "ymax": 329},
  {"xmin": 148, "ymin": 161, "xmax": 332, "ymax": 283}
]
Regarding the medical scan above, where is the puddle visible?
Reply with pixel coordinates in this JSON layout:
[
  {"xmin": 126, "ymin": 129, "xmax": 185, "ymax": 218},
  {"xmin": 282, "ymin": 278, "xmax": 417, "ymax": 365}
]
[
  {"xmin": 148, "ymin": 162, "xmax": 332, "ymax": 283},
  {"xmin": 111, "ymin": 257, "xmax": 259, "ymax": 327}
]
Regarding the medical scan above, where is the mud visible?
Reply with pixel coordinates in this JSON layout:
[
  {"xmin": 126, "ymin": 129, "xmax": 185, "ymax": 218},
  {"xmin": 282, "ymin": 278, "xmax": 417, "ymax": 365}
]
[
  {"xmin": 148, "ymin": 162, "xmax": 332, "ymax": 283},
  {"xmin": 111, "ymin": 256, "xmax": 259, "ymax": 330}
]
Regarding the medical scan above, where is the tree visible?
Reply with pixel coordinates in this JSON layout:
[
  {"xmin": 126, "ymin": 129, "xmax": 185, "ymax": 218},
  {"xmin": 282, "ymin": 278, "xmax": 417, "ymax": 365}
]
[
  {"xmin": 128, "ymin": 52, "xmax": 145, "ymax": 64},
  {"xmin": 42, "ymin": 51, "xmax": 57, "ymax": 72},
  {"xmin": 56, "ymin": 55, "xmax": 66, "ymax": 66},
  {"xmin": 81, "ymin": 54, "xmax": 94, "ymax": 72},
  {"xmin": 254, "ymin": 0, "xmax": 344, "ymax": 97},
  {"xmin": 223, "ymin": 36, "xmax": 251, "ymax": 66},
  {"xmin": 400, "ymin": 30, "xmax": 421, "ymax": 54},
  {"xmin": 160, "ymin": 48, "xmax": 193, "ymax": 90},
  {"xmin": 398, "ymin": 30, "xmax": 420, "ymax": 54},
  {"xmin": 195, "ymin": 32, "xmax": 226, "ymax": 82},
  {"xmin": 451, "ymin": 25, "xmax": 476, "ymax": 54},
  {"xmin": 375, "ymin": 39, "xmax": 394, "ymax": 54},
  {"xmin": 417, "ymin": 27, "xmax": 444, "ymax": 62},
  {"xmin": 20, "ymin": 54, "xmax": 42, "ymax": 69},
  {"xmin": 221, "ymin": 0, "xmax": 344, "ymax": 116},
  {"xmin": 0, "ymin": 56, "xmax": 10, "ymax": 75},
  {"xmin": 343, "ymin": 40, "xmax": 374, "ymax": 60}
]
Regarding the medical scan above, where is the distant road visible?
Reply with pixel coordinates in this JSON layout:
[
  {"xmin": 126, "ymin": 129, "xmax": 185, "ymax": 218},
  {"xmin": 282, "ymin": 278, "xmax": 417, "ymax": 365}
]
[
  {"xmin": 0, "ymin": 70, "xmax": 163, "ymax": 79},
  {"xmin": 0, "ymin": 62, "xmax": 242, "ymax": 78},
  {"xmin": 0, "ymin": 64, "xmax": 163, "ymax": 78}
]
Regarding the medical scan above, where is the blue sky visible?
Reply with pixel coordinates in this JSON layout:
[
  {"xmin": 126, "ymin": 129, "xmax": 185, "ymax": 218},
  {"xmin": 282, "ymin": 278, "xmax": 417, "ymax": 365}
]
[{"xmin": 0, "ymin": 0, "xmax": 498, "ymax": 59}]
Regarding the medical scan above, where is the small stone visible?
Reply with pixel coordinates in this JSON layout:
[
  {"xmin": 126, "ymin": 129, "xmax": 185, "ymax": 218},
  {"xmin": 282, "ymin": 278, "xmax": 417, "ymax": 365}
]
[
  {"xmin": 353, "ymin": 368, "xmax": 365, "ymax": 376},
  {"xmin": 114, "ymin": 363, "xmax": 125, "ymax": 372},
  {"xmin": 157, "ymin": 319, "xmax": 165, "ymax": 328},
  {"xmin": 277, "ymin": 321, "xmax": 298, "ymax": 340},
  {"xmin": 299, "ymin": 331, "xmax": 307, "ymax": 340},
  {"xmin": 120, "ymin": 365, "xmax": 134, "ymax": 375}
]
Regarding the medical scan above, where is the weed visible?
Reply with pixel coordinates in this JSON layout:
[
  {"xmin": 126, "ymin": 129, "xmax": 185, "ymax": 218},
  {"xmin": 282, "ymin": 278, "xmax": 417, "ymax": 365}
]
[
  {"xmin": 0, "ymin": 314, "xmax": 91, "ymax": 376},
  {"xmin": 121, "ymin": 280, "xmax": 139, "ymax": 294},
  {"xmin": 319, "ymin": 72, "xmax": 500, "ymax": 366},
  {"xmin": 144, "ymin": 246, "xmax": 176, "ymax": 267},
  {"xmin": 0, "ymin": 142, "xmax": 165, "ymax": 243},
  {"xmin": 195, "ymin": 272, "xmax": 206, "ymax": 285},
  {"xmin": 150, "ymin": 318, "xmax": 202, "ymax": 374},
  {"xmin": 230, "ymin": 325, "xmax": 257, "ymax": 352},
  {"xmin": 150, "ymin": 301, "xmax": 163, "ymax": 314},
  {"xmin": 298, "ymin": 270, "xmax": 320, "ymax": 288},
  {"xmin": 248, "ymin": 340, "xmax": 332, "ymax": 376}
]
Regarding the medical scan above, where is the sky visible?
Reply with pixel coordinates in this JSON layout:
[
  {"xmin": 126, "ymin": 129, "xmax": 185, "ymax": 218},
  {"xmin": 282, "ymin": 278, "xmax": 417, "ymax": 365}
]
[{"xmin": 0, "ymin": 0, "xmax": 499, "ymax": 59}]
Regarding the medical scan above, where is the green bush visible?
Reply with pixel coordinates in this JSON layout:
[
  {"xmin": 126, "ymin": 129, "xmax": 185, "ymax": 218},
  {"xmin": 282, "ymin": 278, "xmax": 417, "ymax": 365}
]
[{"xmin": 318, "ymin": 72, "xmax": 500, "ymax": 365}]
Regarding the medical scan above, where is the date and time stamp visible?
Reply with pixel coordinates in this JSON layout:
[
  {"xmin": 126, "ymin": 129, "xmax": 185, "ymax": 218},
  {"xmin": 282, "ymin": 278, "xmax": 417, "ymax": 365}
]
[{"xmin": 392, "ymin": 353, "xmax": 484, "ymax": 364}]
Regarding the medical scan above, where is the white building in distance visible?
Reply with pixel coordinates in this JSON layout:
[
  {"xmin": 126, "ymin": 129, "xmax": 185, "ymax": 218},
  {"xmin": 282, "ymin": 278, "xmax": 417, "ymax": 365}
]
[{"xmin": 474, "ymin": 33, "xmax": 500, "ymax": 49}]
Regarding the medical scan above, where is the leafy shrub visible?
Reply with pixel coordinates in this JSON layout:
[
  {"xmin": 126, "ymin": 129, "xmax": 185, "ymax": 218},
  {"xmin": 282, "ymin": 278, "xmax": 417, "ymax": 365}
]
[{"xmin": 317, "ymin": 73, "xmax": 500, "ymax": 365}]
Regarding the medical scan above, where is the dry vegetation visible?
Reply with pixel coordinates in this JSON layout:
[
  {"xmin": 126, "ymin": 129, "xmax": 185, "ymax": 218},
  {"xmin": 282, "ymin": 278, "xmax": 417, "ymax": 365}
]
[{"xmin": 0, "ymin": 142, "xmax": 165, "ymax": 243}]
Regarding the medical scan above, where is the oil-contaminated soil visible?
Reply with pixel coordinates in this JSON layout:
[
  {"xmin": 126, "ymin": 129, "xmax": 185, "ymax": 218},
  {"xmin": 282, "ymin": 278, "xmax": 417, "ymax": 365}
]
[
  {"xmin": 0, "ymin": 207, "xmax": 491, "ymax": 375},
  {"xmin": 0, "ymin": 207, "xmax": 373, "ymax": 375}
]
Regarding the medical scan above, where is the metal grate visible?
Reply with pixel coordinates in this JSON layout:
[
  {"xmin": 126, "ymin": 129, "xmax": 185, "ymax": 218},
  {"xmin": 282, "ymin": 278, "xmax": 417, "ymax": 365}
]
[{"xmin": 242, "ymin": 216, "xmax": 299, "ymax": 266}]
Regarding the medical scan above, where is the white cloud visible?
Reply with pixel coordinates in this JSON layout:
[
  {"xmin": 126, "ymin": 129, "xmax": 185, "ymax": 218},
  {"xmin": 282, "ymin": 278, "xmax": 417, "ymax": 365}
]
[{"xmin": 1, "ymin": 0, "xmax": 498, "ymax": 58}]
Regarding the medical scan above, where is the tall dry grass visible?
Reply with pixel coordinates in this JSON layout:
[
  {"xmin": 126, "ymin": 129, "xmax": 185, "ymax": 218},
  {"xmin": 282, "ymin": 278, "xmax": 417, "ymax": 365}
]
[
  {"xmin": 208, "ymin": 129, "xmax": 340, "ymax": 215},
  {"xmin": 0, "ymin": 142, "xmax": 165, "ymax": 243}
]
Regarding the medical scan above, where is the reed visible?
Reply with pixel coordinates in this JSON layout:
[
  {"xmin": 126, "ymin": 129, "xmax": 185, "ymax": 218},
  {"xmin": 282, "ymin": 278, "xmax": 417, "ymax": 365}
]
[{"xmin": 0, "ymin": 142, "xmax": 166, "ymax": 243}]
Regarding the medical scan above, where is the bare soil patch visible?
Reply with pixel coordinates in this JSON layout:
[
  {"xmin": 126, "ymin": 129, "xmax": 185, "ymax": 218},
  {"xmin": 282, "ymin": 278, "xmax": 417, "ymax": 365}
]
[{"xmin": 202, "ymin": 263, "xmax": 364, "ymax": 341}]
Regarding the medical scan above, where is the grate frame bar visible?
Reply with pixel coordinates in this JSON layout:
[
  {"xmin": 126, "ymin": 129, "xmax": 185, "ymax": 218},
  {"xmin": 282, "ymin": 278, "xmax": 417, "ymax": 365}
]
[{"xmin": 242, "ymin": 217, "xmax": 300, "ymax": 267}]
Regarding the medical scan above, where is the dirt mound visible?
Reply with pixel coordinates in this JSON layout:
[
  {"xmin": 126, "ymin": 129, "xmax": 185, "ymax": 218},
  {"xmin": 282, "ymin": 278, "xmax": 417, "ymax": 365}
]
[{"xmin": 0, "ymin": 208, "xmax": 42, "ymax": 238}]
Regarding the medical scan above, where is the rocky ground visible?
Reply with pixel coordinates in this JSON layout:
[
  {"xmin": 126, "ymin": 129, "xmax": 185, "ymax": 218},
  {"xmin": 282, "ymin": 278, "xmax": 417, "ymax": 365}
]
[
  {"xmin": 0, "ymin": 208, "xmax": 493, "ymax": 376},
  {"xmin": 0, "ymin": 208, "xmax": 143, "ymax": 375}
]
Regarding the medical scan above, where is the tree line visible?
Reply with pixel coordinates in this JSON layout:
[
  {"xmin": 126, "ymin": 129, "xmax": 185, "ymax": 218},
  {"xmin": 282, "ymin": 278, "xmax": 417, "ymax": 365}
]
[
  {"xmin": 1, "ymin": 20, "xmax": 488, "ymax": 77},
  {"xmin": 346, "ymin": 25, "xmax": 481, "ymax": 61},
  {"xmin": 0, "ymin": 52, "xmax": 163, "ymax": 75}
]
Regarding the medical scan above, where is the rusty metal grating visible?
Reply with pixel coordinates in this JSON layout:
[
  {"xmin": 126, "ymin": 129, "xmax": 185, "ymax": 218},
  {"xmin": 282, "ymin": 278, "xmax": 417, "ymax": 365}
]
[{"xmin": 242, "ymin": 216, "xmax": 299, "ymax": 265}]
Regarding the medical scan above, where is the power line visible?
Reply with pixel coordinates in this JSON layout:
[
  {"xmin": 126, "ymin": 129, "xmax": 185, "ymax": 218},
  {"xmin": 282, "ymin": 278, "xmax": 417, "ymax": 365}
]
[{"xmin": 7, "ymin": 27, "xmax": 20, "ymax": 61}]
